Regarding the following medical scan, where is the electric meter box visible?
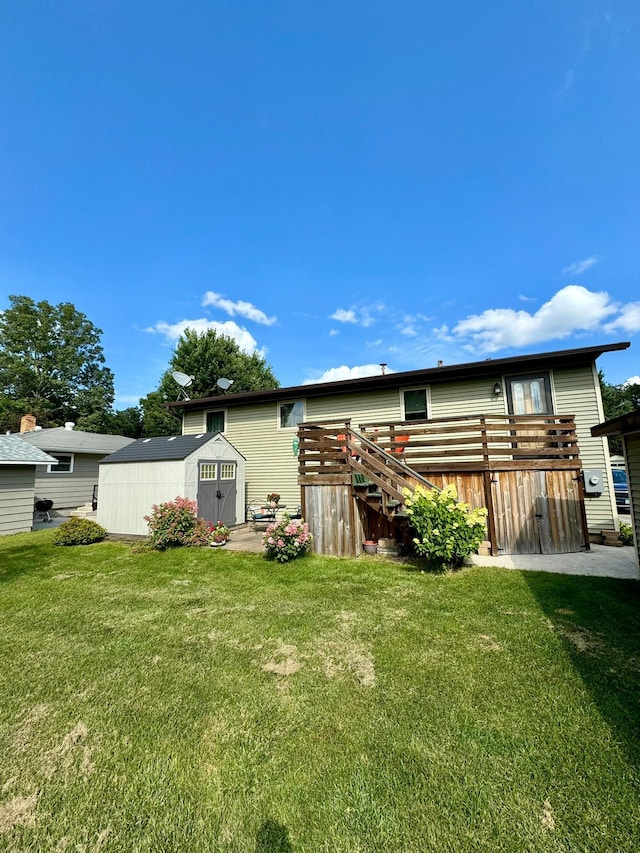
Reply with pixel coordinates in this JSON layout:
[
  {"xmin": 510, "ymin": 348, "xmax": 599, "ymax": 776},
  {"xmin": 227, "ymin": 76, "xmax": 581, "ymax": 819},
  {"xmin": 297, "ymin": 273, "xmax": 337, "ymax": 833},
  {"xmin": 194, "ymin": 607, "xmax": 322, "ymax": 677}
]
[{"xmin": 583, "ymin": 470, "xmax": 604, "ymax": 495}]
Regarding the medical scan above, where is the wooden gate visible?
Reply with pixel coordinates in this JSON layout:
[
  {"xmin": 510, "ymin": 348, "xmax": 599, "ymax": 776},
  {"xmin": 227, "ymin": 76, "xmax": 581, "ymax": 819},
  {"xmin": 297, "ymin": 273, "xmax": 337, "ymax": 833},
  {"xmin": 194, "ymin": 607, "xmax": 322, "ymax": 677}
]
[{"xmin": 490, "ymin": 469, "xmax": 586, "ymax": 554}]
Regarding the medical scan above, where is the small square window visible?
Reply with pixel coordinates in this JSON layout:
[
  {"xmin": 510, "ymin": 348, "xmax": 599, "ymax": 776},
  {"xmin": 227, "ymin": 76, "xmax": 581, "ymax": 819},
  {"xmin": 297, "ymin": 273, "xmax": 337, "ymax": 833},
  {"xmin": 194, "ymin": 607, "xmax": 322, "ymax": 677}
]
[
  {"xmin": 403, "ymin": 389, "xmax": 428, "ymax": 421},
  {"xmin": 280, "ymin": 401, "xmax": 304, "ymax": 429}
]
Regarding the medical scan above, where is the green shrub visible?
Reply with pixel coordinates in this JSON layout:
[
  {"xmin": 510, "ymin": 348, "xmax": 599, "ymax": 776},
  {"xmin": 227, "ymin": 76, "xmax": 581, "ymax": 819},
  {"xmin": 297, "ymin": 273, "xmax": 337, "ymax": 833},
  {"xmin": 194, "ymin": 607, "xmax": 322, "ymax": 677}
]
[
  {"xmin": 403, "ymin": 484, "xmax": 488, "ymax": 570},
  {"xmin": 144, "ymin": 496, "xmax": 212, "ymax": 550},
  {"xmin": 619, "ymin": 522, "xmax": 634, "ymax": 547},
  {"xmin": 53, "ymin": 517, "xmax": 107, "ymax": 546}
]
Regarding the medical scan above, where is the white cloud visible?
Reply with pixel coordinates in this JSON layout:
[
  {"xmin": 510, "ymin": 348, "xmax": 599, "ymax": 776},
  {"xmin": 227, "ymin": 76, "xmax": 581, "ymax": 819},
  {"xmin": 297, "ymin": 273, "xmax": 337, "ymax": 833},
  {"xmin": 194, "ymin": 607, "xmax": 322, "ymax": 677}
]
[
  {"xmin": 450, "ymin": 285, "xmax": 618, "ymax": 352},
  {"xmin": 202, "ymin": 291, "xmax": 276, "ymax": 325},
  {"xmin": 604, "ymin": 302, "xmax": 640, "ymax": 334},
  {"xmin": 330, "ymin": 308, "xmax": 358, "ymax": 324},
  {"xmin": 562, "ymin": 256, "xmax": 599, "ymax": 276},
  {"xmin": 146, "ymin": 318, "xmax": 261, "ymax": 354},
  {"xmin": 518, "ymin": 294, "xmax": 537, "ymax": 303},
  {"xmin": 624, "ymin": 375, "xmax": 640, "ymax": 386},
  {"xmin": 329, "ymin": 329, "xmax": 340, "ymax": 337},
  {"xmin": 303, "ymin": 363, "xmax": 395, "ymax": 384}
]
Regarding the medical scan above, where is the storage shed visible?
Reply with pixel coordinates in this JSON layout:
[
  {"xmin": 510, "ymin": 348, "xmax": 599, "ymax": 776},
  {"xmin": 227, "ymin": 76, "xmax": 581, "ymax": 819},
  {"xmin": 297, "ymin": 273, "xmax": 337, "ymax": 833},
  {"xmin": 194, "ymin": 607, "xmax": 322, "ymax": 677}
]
[{"xmin": 97, "ymin": 433, "xmax": 246, "ymax": 536}]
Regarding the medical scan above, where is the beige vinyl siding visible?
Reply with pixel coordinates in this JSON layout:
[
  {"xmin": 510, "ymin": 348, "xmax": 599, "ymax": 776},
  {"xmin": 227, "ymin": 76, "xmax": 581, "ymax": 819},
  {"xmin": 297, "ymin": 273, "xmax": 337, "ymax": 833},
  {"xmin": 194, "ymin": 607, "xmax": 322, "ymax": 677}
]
[
  {"xmin": 33, "ymin": 453, "xmax": 102, "ymax": 510},
  {"xmin": 624, "ymin": 434, "xmax": 640, "ymax": 559},
  {"xmin": 553, "ymin": 365, "xmax": 617, "ymax": 533},
  {"xmin": 0, "ymin": 466, "xmax": 36, "ymax": 535},
  {"xmin": 183, "ymin": 410, "xmax": 209, "ymax": 435},
  {"xmin": 430, "ymin": 378, "xmax": 507, "ymax": 418}
]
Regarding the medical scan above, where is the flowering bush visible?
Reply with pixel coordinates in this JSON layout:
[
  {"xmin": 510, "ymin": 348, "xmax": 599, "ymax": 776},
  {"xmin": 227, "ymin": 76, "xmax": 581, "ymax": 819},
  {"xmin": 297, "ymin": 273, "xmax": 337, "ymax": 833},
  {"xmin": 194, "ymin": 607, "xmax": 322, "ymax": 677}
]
[
  {"xmin": 210, "ymin": 521, "xmax": 231, "ymax": 543},
  {"xmin": 263, "ymin": 515, "xmax": 312, "ymax": 562},
  {"xmin": 403, "ymin": 484, "xmax": 487, "ymax": 570},
  {"xmin": 266, "ymin": 492, "xmax": 280, "ymax": 504},
  {"xmin": 144, "ymin": 496, "xmax": 210, "ymax": 550}
]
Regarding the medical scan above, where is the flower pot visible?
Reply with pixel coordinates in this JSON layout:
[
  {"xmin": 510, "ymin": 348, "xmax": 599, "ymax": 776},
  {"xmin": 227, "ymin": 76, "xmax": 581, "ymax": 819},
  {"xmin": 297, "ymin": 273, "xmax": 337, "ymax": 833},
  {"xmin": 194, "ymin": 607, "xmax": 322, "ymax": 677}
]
[
  {"xmin": 363, "ymin": 541, "xmax": 377, "ymax": 555},
  {"xmin": 210, "ymin": 539, "xmax": 227, "ymax": 547}
]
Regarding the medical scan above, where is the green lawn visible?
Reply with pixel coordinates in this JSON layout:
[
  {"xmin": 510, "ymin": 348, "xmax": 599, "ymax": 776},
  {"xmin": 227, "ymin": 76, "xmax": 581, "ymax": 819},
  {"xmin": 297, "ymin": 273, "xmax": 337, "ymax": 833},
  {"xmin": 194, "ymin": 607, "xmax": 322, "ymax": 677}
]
[{"xmin": 1, "ymin": 531, "xmax": 639, "ymax": 852}]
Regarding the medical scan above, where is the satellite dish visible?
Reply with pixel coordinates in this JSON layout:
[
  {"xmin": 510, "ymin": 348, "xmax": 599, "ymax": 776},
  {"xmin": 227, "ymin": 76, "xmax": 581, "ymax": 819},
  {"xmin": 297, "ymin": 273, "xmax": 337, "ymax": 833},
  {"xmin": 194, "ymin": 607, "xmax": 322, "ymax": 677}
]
[
  {"xmin": 216, "ymin": 378, "xmax": 234, "ymax": 392},
  {"xmin": 172, "ymin": 371, "xmax": 194, "ymax": 400}
]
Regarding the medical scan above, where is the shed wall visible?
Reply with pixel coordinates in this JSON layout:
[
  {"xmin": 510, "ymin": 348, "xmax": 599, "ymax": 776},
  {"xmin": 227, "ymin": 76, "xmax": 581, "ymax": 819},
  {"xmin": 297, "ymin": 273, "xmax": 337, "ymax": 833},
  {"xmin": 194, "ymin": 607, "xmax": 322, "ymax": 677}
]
[
  {"xmin": 0, "ymin": 466, "xmax": 36, "ymax": 535},
  {"xmin": 98, "ymin": 461, "xmax": 186, "ymax": 535},
  {"xmin": 624, "ymin": 433, "xmax": 640, "ymax": 566}
]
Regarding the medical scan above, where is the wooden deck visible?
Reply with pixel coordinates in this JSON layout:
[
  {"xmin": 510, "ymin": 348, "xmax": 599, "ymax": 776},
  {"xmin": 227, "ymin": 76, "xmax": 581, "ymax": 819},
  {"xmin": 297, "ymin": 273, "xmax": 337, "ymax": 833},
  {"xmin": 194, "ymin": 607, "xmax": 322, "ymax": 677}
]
[{"xmin": 297, "ymin": 416, "xmax": 589, "ymax": 558}]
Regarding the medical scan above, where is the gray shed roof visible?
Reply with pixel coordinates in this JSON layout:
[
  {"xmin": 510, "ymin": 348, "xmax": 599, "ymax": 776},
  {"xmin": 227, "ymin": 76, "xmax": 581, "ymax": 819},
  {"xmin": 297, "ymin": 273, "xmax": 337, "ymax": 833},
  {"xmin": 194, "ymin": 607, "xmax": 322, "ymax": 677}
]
[
  {"xmin": 19, "ymin": 427, "xmax": 134, "ymax": 455},
  {"xmin": 0, "ymin": 435, "xmax": 57, "ymax": 466},
  {"xmin": 100, "ymin": 433, "xmax": 221, "ymax": 464}
]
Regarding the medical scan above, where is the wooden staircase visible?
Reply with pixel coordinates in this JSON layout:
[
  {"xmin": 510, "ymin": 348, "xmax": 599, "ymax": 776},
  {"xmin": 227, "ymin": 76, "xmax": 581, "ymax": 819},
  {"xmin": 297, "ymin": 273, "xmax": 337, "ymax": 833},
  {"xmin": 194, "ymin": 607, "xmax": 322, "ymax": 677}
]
[{"xmin": 297, "ymin": 421, "xmax": 439, "ymax": 545}]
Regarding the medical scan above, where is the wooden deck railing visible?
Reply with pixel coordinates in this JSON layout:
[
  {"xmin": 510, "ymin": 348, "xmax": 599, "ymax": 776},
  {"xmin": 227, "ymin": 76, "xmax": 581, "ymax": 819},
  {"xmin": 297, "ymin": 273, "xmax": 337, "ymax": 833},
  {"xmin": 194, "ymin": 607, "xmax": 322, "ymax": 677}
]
[{"xmin": 298, "ymin": 414, "xmax": 581, "ymax": 476}]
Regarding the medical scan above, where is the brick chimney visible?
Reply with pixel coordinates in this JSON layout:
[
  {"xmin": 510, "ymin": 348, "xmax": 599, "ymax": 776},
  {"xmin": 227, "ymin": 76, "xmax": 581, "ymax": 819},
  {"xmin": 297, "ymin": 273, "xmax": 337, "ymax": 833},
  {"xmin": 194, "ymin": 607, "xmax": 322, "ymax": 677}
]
[{"xmin": 20, "ymin": 414, "xmax": 37, "ymax": 433}]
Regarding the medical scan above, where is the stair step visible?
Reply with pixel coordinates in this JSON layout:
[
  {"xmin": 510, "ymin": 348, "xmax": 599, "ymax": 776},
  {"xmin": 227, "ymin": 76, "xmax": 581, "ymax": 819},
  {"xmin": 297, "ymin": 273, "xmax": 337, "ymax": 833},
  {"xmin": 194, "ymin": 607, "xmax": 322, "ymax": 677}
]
[
  {"xmin": 394, "ymin": 511, "xmax": 409, "ymax": 519},
  {"xmin": 352, "ymin": 473, "xmax": 373, "ymax": 488},
  {"xmin": 386, "ymin": 500, "xmax": 401, "ymax": 509},
  {"xmin": 366, "ymin": 492, "xmax": 382, "ymax": 499}
]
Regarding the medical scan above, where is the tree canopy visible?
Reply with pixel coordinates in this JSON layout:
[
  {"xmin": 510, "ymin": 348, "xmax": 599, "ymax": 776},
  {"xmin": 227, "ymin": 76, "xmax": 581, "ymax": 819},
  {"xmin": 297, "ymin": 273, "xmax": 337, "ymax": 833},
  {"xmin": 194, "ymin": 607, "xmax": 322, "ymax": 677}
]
[
  {"xmin": 0, "ymin": 295, "xmax": 115, "ymax": 433},
  {"xmin": 139, "ymin": 328, "xmax": 280, "ymax": 436}
]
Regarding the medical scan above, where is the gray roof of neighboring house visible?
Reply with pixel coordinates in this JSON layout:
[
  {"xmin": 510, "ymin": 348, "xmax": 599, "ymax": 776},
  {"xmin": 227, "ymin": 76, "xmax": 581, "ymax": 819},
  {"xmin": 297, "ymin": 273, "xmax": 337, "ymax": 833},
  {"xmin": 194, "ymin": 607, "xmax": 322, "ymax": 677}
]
[
  {"xmin": 19, "ymin": 427, "xmax": 135, "ymax": 455},
  {"xmin": 100, "ymin": 433, "xmax": 220, "ymax": 464},
  {"xmin": 0, "ymin": 435, "xmax": 58, "ymax": 466}
]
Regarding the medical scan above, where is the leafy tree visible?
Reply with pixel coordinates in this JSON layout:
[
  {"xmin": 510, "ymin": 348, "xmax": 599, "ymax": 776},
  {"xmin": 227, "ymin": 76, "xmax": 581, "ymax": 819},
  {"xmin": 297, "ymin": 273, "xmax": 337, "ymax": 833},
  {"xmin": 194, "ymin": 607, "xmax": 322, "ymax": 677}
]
[
  {"xmin": 0, "ymin": 295, "xmax": 114, "ymax": 432},
  {"xmin": 75, "ymin": 406, "xmax": 144, "ymax": 438},
  {"xmin": 598, "ymin": 370, "xmax": 640, "ymax": 455},
  {"xmin": 139, "ymin": 328, "xmax": 279, "ymax": 436}
]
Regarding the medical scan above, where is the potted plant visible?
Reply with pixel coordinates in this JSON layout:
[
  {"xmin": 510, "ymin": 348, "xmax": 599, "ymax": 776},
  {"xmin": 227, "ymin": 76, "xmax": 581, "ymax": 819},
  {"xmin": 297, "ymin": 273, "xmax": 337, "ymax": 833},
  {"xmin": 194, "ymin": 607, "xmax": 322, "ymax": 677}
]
[
  {"xmin": 210, "ymin": 521, "xmax": 230, "ymax": 546},
  {"xmin": 267, "ymin": 492, "xmax": 280, "ymax": 507},
  {"xmin": 363, "ymin": 540, "xmax": 378, "ymax": 555}
]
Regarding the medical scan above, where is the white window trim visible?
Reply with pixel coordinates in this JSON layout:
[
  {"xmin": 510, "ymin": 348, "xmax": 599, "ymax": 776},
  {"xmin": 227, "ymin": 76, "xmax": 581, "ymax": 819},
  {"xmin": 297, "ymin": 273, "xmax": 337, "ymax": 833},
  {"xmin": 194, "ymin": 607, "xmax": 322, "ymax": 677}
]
[
  {"xmin": 278, "ymin": 400, "xmax": 306, "ymax": 430},
  {"xmin": 48, "ymin": 453, "xmax": 74, "ymax": 474},
  {"xmin": 400, "ymin": 386, "xmax": 431, "ymax": 421}
]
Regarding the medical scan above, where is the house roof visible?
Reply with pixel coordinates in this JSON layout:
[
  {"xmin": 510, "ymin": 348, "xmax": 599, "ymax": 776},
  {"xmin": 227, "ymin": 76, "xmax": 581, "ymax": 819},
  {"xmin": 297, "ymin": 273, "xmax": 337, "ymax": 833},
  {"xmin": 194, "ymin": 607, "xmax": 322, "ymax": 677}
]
[
  {"xmin": 591, "ymin": 409, "xmax": 640, "ymax": 438},
  {"xmin": 100, "ymin": 432, "xmax": 221, "ymax": 464},
  {"xmin": 0, "ymin": 435, "xmax": 58, "ymax": 466},
  {"xmin": 18, "ymin": 427, "xmax": 135, "ymax": 455},
  {"xmin": 167, "ymin": 341, "xmax": 631, "ymax": 412}
]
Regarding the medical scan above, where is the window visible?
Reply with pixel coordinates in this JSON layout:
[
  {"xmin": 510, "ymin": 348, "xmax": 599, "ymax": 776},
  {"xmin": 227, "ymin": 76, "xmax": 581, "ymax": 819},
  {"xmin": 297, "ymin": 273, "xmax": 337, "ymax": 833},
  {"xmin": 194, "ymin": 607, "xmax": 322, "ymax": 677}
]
[
  {"xmin": 220, "ymin": 463, "xmax": 235, "ymax": 480},
  {"xmin": 506, "ymin": 373, "xmax": 553, "ymax": 414},
  {"xmin": 200, "ymin": 463, "xmax": 217, "ymax": 480},
  {"xmin": 48, "ymin": 454, "xmax": 74, "ymax": 474},
  {"xmin": 403, "ymin": 389, "xmax": 428, "ymax": 421},
  {"xmin": 279, "ymin": 401, "xmax": 304, "ymax": 429},
  {"xmin": 206, "ymin": 410, "xmax": 225, "ymax": 433}
]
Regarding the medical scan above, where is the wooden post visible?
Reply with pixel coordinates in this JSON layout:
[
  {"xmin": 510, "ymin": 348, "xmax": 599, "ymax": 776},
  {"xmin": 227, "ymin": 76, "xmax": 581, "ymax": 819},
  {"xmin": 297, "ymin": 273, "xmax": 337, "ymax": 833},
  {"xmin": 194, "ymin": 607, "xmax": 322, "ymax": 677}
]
[{"xmin": 483, "ymin": 471, "xmax": 499, "ymax": 556}]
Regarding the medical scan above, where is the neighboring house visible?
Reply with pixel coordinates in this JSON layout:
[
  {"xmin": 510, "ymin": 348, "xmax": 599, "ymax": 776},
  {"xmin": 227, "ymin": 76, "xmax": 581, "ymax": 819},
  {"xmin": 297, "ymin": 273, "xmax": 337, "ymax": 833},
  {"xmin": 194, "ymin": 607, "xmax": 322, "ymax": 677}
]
[
  {"xmin": 18, "ymin": 423, "xmax": 134, "ymax": 514},
  {"xmin": 592, "ymin": 410, "xmax": 640, "ymax": 568},
  {"xmin": 0, "ymin": 436, "xmax": 57, "ymax": 535},
  {"xmin": 167, "ymin": 342, "xmax": 629, "ymax": 556},
  {"xmin": 97, "ymin": 433, "xmax": 246, "ymax": 536}
]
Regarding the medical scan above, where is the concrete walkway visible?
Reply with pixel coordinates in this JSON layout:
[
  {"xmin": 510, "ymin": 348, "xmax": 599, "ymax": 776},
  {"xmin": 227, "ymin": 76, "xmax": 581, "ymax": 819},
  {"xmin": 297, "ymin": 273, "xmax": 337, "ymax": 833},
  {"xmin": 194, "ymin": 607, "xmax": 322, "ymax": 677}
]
[{"xmin": 468, "ymin": 543, "xmax": 639, "ymax": 580}]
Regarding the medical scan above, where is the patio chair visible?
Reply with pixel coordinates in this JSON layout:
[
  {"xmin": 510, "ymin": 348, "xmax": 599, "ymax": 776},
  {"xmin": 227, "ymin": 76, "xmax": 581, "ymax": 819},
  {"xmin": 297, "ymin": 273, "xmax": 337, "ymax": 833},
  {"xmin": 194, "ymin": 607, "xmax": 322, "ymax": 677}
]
[{"xmin": 247, "ymin": 500, "xmax": 276, "ymax": 531}]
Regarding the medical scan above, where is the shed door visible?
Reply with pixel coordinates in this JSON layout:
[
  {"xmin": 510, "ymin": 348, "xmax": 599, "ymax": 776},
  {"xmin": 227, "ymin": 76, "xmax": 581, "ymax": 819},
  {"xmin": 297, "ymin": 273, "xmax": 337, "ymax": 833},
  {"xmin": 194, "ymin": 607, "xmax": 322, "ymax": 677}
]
[{"xmin": 198, "ymin": 461, "xmax": 237, "ymax": 527}]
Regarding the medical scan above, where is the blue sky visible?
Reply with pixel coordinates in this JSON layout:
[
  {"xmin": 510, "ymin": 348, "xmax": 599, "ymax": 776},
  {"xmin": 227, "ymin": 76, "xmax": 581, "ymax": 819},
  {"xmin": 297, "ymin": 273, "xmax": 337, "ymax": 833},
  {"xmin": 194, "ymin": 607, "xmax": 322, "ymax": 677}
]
[{"xmin": 1, "ymin": 0, "xmax": 638, "ymax": 407}]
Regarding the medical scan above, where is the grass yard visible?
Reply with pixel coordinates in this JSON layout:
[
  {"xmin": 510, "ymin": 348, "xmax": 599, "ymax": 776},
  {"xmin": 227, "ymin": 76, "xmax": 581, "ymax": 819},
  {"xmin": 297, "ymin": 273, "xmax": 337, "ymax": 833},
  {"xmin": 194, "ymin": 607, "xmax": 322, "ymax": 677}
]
[{"xmin": 1, "ymin": 531, "xmax": 639, "ymax": 852}]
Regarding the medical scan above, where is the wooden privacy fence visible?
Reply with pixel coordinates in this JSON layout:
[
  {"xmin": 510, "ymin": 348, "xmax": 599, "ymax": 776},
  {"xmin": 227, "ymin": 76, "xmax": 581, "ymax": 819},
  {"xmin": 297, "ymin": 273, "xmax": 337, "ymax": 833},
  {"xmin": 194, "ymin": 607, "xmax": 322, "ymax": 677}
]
[{"xmin": 297, "ymin": 416, "xmax": 589, "ymax": 557}]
